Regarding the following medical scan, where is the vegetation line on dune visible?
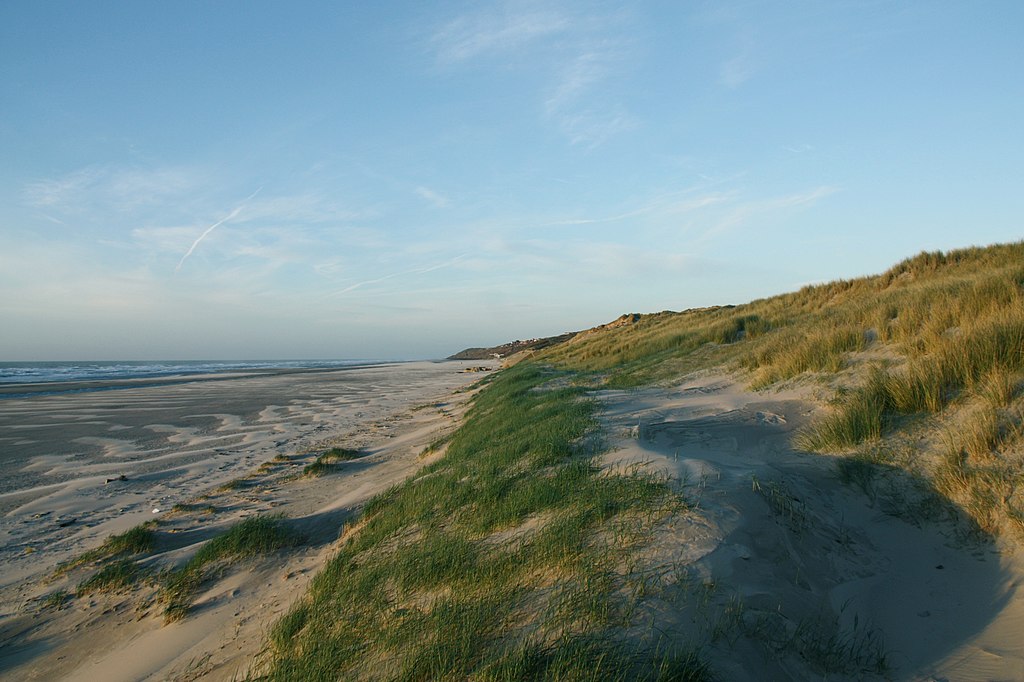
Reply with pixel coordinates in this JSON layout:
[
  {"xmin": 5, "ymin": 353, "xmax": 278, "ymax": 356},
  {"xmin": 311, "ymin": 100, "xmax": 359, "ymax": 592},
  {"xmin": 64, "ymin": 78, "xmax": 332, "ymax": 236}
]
[
  {"xmin": 260, "ymin": 363, "xmax": 705, "ymax": 681},
  {"xmin": 55, "ymin": 515, "xmax": 304, "ymax": 623},
  {"xmin": 542, "ymin": 241, "xmax": 1024, "ymax": 537}
]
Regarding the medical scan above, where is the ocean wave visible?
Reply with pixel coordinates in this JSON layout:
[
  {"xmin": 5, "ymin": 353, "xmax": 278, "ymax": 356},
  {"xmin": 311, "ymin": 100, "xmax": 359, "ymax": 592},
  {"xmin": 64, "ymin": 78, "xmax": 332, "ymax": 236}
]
[{"xmin": 0, "ymin": 360, "xmax": 373, "ymax": 385}]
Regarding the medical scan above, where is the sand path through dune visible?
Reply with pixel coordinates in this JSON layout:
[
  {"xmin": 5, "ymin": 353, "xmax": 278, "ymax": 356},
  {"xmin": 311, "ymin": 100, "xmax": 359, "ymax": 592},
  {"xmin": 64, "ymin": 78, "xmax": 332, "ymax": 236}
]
[{"xmin": 598, "ymin": 372, "xmax": 1024, "ymax": 681}]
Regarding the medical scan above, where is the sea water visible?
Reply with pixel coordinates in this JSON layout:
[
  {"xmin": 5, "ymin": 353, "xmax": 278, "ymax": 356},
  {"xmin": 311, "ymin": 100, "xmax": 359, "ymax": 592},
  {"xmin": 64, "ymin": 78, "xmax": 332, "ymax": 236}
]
[{"xmin": 0, "ymin": 359, "xmax": 373, "ymax": 385}]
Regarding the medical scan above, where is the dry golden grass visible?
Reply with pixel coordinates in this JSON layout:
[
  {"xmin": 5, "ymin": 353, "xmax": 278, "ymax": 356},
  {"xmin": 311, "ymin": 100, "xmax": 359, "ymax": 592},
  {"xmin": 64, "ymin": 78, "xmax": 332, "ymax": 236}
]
[{"xmin": 540, "ymin": 241, "xmax": 1024, "ymax": 537}]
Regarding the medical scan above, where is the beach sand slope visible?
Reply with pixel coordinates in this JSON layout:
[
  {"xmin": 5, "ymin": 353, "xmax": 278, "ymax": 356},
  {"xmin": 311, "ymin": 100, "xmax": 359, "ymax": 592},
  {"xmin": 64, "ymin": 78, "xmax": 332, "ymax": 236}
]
[{"xmin": 598, "ymin": 372, "xmax": 1024, "ymax": 680}]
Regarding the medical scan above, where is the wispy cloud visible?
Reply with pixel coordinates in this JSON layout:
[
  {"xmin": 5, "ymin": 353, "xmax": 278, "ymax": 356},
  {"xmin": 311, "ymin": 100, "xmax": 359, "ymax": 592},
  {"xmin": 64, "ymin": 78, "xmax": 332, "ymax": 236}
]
[
  {"xmin": 24, "ymin": 165, "xmax": 205, "ymax": 214},
  {"xmin": 240, "ymin": 192, "xmax": 376, "ymax": 225},
  {"xmin": 22, "ymin": 161, "xmax": 388, "ymax": 281},
  {"xmin": 175, "ymin": 187, "xmax": 262, "ymax": 272},
  {"xmin": 543, "ymin": 51, "xmax": 610, "ymax": 114},
  {"xmin": 768, "ymin": 185, "xmax": 836, "ymax": 208},
  {"xmin": 24, "ymin": 165, "xmax": 370, "ymax": 234},
  {"xmin": 23, "ymin": 167, "xmax": 101, "ymax": 207},
  {"xmin": 471, "ymin": 235, "xmax": 707, "ymax": 292},
  {"xmin": 692, "ymin": 4, "xmax": 760, "ymax": 89},
  {"xmin": 430, "ymin": 3, "xmax": 635, "ymax": 147},
  {"xmin": 542, "ymin": 33, "xmax": 635, "ymax": 146},
  {"xmin": 543, "ymin": 208, "xmax": 648, "ymax": 227},
  {"xmin": 556, "ymin": 110, "xmax": 635, "ymax": 147},
  {"xmin": 415, "ymin": 186, "xmax": 450, "ymax": 208},
  {"xmin": 326, "ymin": 254, "xmax": 468, "ymax": 297},
  {"xmin": 430, "ymin": 4, "xmax": 569, "ymax": 64},
  {"xmin": 542, "ymin": 192, "xmax": 732, "ymax": 227},
  {"xmin": 696, "ymin": 185, "xmax": 838, "ymax": 244},
  {"xmin": 719, "ymin": 51, "xmax": 755, "ymax": 88}
]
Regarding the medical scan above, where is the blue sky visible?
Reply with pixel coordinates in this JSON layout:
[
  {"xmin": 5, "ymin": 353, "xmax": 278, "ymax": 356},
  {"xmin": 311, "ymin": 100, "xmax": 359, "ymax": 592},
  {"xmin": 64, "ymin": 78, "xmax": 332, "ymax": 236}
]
[{"xmin": 2, "ymin": 1, "xmax": 1022, "ymax": 360}]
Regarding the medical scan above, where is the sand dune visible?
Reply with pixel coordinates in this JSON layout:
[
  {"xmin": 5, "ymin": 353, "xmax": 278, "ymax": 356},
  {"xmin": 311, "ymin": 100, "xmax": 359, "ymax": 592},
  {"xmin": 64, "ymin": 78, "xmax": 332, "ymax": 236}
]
[{"xmin": 599, "ymin": 372, "xmax": 1024, "ymax": 680}]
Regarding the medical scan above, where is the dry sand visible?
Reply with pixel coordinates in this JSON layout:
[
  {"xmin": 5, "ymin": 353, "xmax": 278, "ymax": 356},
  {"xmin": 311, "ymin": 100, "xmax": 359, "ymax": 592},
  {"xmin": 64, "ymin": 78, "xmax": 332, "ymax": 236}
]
[
  {"xmin": 598, "ymin": 372, "xmax": 1024, "ymax": 681},
  {"xmin": 0, "ymin": 360, "xmax": 492, "ymax": 681}
]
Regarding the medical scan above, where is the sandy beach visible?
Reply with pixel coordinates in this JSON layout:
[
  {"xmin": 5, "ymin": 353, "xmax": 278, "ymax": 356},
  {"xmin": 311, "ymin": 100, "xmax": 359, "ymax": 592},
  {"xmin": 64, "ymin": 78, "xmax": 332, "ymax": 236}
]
[{"xmin": 0, "ymin": 360, "xmax": 492, "ymax": 680}]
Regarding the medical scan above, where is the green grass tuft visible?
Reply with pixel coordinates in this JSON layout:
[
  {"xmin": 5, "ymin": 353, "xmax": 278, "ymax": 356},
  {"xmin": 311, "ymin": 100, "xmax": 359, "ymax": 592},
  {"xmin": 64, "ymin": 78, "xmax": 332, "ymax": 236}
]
[
  {"xmin": 41, "ymin": 589, "xmax": 71, "ymax": 610},
  {"xmin": 162, "ymin": 515, "xmax": 303, "ymax": 622},
  {"xmin": 54, "ymin": 522, "xmax": 157, "ymax": 577},
  {"xmin": 217, "ymin": 478, "xmax": 250, "ymax": 492},
  {"xmin": 76, "ymin": 558, "xmax": 149, "ymax": 595},
  {"xmin": 795, "ymin": 370, "xmax": 891, "ymax": 452},
  {"xmin": 302, "ymin": 447, "xmax": 366, "ymax": 477}
]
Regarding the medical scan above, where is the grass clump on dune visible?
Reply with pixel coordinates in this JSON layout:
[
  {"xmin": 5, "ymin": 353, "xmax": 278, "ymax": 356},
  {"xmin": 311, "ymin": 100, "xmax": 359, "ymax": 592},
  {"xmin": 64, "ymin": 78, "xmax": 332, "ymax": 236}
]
[
  {"xmin": 162, "ymin": 515, "xmax": 303, "ymax": 622},
  {"xmin": 932, "ymin": 405, "xmax": 1024, "ymax": 535},
  {"xmin": 170, "ymin": 502, "xmax": 218, "ymax": 515},
  {"xmin": 50, "ymin": 523, "xmax": 158, "ymax": 597},
  {"xmin": 76, "ymin": 558, "xmax": 148, "ymax": 596},
  {"xmin": 50, "ymin": 511, "xmax": 305, "ymax": 613},
  {"xmin": 744, "ymin": 323, "xmax": 868, "ymax": 389},
  {"xmin": 217, "ymin": 477, "xmax": 253, "ymax": 492},
  {"xmin": 795, "ymin": 369, "xmax": 892, "ymax": 451},
  {"xmin": 797, "ymin": 303, "xmax": 1024, "ymax": 455},
  {"xmin": 263, "ymin": 363, "xmax": 702, "ymax": 681},
  {"xmin": 55, "ymin": 522, "xmax": 157, "ymax": 579},
  {"xmin": 302, "ymin": 447, "xmax": 365, "ymax": 477},
  {"xmin": 41, "ymin": 589, "xmax": 71, "ymax": 610}
]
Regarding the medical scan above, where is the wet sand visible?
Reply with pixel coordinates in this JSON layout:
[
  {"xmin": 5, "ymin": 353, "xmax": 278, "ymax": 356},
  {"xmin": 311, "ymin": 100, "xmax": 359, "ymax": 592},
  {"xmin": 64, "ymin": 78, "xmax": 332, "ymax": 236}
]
[{"xmin": 0, "ymin": 361, "xmax": 489, "ymax": 587}]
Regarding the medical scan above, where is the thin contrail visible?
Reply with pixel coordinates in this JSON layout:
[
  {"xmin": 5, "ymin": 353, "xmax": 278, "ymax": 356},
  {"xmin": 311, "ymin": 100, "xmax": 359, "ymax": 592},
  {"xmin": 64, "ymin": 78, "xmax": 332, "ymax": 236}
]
[
  {"xmin": 326, "ymin": 254, "xmax": 468, "ymax": 298},
  {"xmin": 175, "ymin": 187, "xmax": 262, "ymax": 272}
]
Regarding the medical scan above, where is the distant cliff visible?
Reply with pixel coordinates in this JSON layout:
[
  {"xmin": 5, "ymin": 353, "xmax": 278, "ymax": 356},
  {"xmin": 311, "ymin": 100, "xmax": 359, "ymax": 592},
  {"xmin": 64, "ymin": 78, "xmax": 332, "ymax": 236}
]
[{"xmin": 447, "ymin": 332, "xmax": 577, "ymax": 360}]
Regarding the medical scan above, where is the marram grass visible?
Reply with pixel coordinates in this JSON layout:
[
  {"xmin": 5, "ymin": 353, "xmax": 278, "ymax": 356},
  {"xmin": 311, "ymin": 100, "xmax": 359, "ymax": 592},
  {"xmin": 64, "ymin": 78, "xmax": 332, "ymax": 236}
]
[
  {"xmin": 54, "ymin": 522, "xmax": 156, "ymax": 577},
  {"xmin": 261, "ymin": 364, "xmax": 703, "ymax": 681},
  {"xmin": 540, "ymin": 241, "xmax": 1024, "ymax": 536},
  {"xmin": 163, "ymin": 515, "xmax": 303, "ymax": 622},
  {"xmin": 303, "ymin": 446, "xmax": 365, "ymax": 477}
]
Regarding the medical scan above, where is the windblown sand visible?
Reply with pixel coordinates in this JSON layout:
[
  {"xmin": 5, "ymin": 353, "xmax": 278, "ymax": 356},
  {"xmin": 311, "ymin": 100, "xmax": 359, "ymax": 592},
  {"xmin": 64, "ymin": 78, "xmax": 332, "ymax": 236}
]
[
  {"xmin": 0, "ymin": 361, "xmax": 491, "ymax": 680},
  {"xmin": 598, "ymin": 372, "xmax": 1024, "ymax": 680}
]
